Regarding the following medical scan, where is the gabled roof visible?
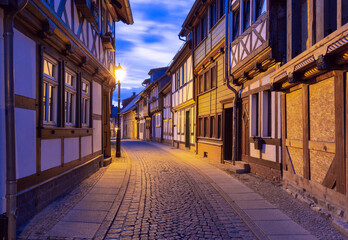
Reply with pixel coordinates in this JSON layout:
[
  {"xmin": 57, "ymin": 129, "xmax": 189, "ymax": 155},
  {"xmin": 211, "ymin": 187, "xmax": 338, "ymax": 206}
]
[{"xmin": 121, "ymin": 94, "xmax": 140, "ymax": 114}]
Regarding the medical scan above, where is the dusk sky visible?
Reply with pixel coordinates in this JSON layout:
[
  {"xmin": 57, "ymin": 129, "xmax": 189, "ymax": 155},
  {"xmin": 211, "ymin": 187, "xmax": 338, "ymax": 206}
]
[{"xmin": 112, "ymin": 0, "xmax": 195, "ymax": 105}]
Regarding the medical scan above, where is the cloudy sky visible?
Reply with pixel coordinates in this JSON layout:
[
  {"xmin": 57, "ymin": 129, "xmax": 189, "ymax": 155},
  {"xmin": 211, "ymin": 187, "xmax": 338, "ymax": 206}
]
[{"xmin": 112, "ymin": 0, "xmax": 195, "ymax": 105}]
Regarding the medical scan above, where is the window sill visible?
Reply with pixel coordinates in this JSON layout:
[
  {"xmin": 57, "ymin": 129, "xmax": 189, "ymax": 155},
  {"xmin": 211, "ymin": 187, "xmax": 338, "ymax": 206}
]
[{"xmin": 40, "ymin": 127, "xmax": 93, "ymax": 139}]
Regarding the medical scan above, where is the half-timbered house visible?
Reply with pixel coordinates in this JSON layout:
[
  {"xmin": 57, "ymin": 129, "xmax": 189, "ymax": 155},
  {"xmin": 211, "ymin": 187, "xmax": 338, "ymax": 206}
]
[
  {"xmin": 0, "ymin": 0, "xmax": 133, "ymax": 227},
  {"xmin": 271, "ymin": 0, "xmax": 348, "ymax": 221},
  {"xmin": 120, "ymin": 94, "xmax": 139, "ymax": 140},
  {"xmin": 179, "ymin": 0, "xmax": 226, "ymax": 161},
  {"xmin": 159, "ymin": 81, "xmax": 172, "ymax": 144},
  {"xmin": 167, "ymin": 43, "xmax": 195, "ymax": 150},
  {"xmin": 225, "ymin": 0, "xmax": 286, "ymax": 179}
]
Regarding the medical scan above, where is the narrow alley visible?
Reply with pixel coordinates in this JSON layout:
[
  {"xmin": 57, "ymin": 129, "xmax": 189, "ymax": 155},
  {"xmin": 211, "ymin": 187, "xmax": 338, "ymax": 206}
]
[{"xmin": 18, "ymin": 141, "xmax": 347, "ymax": 240}]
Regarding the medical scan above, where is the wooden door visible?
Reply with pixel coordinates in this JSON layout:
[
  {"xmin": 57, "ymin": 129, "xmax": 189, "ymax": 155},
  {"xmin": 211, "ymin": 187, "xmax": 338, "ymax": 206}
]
[
  {"xmin": 224, "ymin": 108, "xmax": 233, "ymax": 161},
  {"xmin": 241, "ymin": 97, "xmax": 249, "ymax": 161},
  {"xmin": 185, "ymin": 111, "xmax": 190, "ymax": 148},
  {"xmin": 103, "ymin": 90, "xmax": 111, "ymax": 157}
]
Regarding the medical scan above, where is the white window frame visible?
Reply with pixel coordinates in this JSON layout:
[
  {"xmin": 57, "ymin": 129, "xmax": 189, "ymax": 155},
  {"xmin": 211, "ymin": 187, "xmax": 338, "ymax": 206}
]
[
  {"xmin": 43, "ymin": 54, "xmax": 58, "ymax": 126},
  {"xmin": 82, "ymin": 78, "xmax": 91, "ymax": 127},
  {"xmin": 65, "ymin": 68, "xmax": 77, "ymax": 126}
]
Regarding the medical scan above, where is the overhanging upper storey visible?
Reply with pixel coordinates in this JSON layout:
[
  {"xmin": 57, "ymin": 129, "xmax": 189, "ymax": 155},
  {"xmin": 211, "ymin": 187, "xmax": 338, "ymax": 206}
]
[{"xmin": 105, "ymin": 0, "xmax": 133, "ymax": 24}]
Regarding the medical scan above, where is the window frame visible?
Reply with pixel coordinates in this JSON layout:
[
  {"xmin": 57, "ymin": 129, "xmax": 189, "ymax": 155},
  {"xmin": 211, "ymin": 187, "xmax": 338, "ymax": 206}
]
[
  {"xmin": 64, "ymin": 68, "xmax": 77, "ymax": 127},
  {"xmin": 42, "ymin": 54, "xmax": 58, "ymax": 126},
  {"xmin": 81, "ymin": 78, "xmax": 91, "ymax": 127}
]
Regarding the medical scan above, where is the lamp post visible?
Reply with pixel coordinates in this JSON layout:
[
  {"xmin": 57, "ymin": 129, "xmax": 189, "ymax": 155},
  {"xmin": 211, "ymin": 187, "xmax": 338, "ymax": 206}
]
[{"xmin": 115, "ymin": 63, "xmax": 125, "ymax": 157}]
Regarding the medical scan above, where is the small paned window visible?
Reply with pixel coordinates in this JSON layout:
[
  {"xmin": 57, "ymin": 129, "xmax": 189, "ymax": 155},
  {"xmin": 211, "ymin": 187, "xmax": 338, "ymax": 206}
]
[
  {"xmin": 82, "ymin": 79, "xmax": 90, "ymax": 126},
  {"xmin": 65, "ymin": 70, "xmax": 77, "ymax": 125},
  {"xmin": 211, "ymin": 66, "xmax": 217, "ymax": 88},
  {"xmin": 219, "ymin": 0, "xmax": 225, "ymax": 18},
  {"xmin": 243, "ymin": 0, "xmax": 251, "ymax": 32},
  {"xmin": 42, "ymin": 56, "xmax": 58, "ymax": 125},
  {"xmin": 210, "ymin": 0, "xmax": 217, "ymax": 29},
  {"xmin": 232, "ymin": 8, "xmax": 240, "ymax": 41}
]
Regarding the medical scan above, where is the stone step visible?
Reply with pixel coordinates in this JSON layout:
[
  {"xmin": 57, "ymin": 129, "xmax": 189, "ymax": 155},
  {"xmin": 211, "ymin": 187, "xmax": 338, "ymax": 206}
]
[{"xmin": 223, "ymin": 160, "xmax": 250, "ymax": 174}]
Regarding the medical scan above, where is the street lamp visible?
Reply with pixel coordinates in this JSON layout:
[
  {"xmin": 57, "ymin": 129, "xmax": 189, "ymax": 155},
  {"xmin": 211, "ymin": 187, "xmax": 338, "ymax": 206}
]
[{"xmin": 115, "ymin": 63, "xmax": 125, "ymax": 157}]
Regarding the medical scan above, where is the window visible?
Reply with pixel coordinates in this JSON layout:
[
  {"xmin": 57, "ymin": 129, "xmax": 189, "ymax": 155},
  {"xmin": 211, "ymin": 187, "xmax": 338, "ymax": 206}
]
[
  {"xmin": 324, "ymin": 0, "xmax": 337, "ymax": 37},
  {"xmin": 217, "ymin": 114, "xmax": 222, "ymax": 139},
  {"xmin": 343, "ymin": 0, "xmax": 348, "ymax": 25},
  {"xmin": 210, "ymin": 116, "xmax": 215, "ymax": 138},
  {"xmin": 176, "ymin": 70, "xmax": 180, "ymax": 89},
  {"xmin": 199, "ymin": 65, "xmax": 217, "ymax": 94},
  {"xmin": 182, "ymin": 65, "xmax": 185, "ymax": 86},
  {"xmin": 199, "ymin": 75, "xmax": 204, "ymax": 93},
  {"xmin": 232, "ymin": 8, "xmax": 240, "ymax": 41},
  {"xmin": 43, "ymin": 56, "xmax": 58, "ymax": 125},
  {"xmin": 255, "ymin": 0, "xmax": 266, "ymax": 20},
  {"xmin": 204, "ymin": 70, "xmax": 211, "ymax": 91},
  {"xmin": 210, "ymin": 0, "xmax": 217, "ymax": 29},
  {"xmin": 219, "ymin": 0, "xmax": 225, "ymax": 19},
  {"xmin": 262, "ymin": 91, "xmax": 272, "ymax": 137},
  {"xmin": 251, "ymin": 93, "xmax": 259, "ymax": 136},
  {"xmin": 204, "ymin": 117, "xmax": 209, "ymax": 137},
  {"xmin": 211, "ymin": 66, "xmax": 217, "ymax": 88},
  {"xmin": 65, "ymin": 69, "xmax": 77, "ymax": 125},
  {"xmin": 292, "ymin": 0, "xmax": 308, "ymax": 57},
  {"xmin": 82, "ymin": 79, "xmax": 90, "ymax": 126},
  {"xmin": 242, "ymin": 0, "xmax": 251, "ymax": 32},
  {"xmin": 199, "ymin": 118, "xmax": 203, "ymax": 137},
  {"xmin": 201, "ymin": 14, "xmax": 208, "ymax": 41}
]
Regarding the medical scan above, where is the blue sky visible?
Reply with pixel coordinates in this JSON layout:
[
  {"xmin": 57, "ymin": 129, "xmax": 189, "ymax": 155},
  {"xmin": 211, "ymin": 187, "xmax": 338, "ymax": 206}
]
[{"xmin": 112, "ymin": 0, "xmax": 195, "ymax": 105}]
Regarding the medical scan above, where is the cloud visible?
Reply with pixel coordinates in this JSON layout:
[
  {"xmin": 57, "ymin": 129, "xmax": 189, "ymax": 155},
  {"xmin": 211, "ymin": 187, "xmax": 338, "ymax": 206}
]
[{"xmin": 115, "ymin": 0, "xmax": 194, "ymax": 95}]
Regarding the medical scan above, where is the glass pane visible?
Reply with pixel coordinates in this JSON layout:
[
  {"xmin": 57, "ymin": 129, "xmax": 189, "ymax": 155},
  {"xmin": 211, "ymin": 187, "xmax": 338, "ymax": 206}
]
[
  {"xmin": 243, "ymin": 0, "xmax": 250, "ymax": 32},
  {"xmin": 65, "ymin": 91, "xmax": 68, "ymax": 123},
  {"xmin": 43, "ymin": 83, "xmax": 47, "ymax": 121},
  {"xmin": 69, "ymin": 94, "xmax": 73, "ymax": 123},
  {"xmin": 211, "ymin": 66, "xmax": 217, "ymax": 88},
  {"xmin": 43, "ymin": 60, "xmax": 54, "ymax": 77},
  {"xmin": 49, "ymin": 85, "xmax": 54, "ymax": 122},
  {"xmin": 255, "ymin": 0, "xmax": 266, "ymax": 19},
  {"xmin": 233, "ymin": 8, "xmax": 240, "ymax": 40}
]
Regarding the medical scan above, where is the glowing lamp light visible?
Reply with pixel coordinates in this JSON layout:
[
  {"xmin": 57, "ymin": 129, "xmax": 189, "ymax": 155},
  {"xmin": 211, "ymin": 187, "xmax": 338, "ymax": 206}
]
[{"xmin": 115, "ymin": 63, "xmax": 126, "ymax": 82}]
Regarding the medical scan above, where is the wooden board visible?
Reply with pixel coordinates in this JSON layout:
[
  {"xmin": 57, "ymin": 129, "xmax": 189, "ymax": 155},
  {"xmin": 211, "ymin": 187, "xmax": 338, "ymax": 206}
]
[
  {"xmin": 286, "ymin": 89, "xmax": 303, "ymax": 140},
  {"xmin": 310, "ymin": 150, "xmax": 335, "ymax": 184},
  {"xmin": 309, "ymin": 77, "xmax": 335, "ymax": 142}
]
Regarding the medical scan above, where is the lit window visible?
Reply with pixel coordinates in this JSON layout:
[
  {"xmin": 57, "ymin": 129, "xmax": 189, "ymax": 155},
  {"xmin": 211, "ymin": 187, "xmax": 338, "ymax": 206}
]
[
  {"xmin": 82, "ymin": 79, "xmax": 90, "ymax": 126},
  {"xmin": 65, "ymin": 70, "xmax": 77, "ymax": 125},
  {"xmin": 42, "ymin": 56, "xmax": 58, "ymax": 125}
]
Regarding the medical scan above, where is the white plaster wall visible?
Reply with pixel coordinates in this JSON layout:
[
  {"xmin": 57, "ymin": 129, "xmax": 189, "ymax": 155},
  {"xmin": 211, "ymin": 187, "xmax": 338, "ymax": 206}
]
[
  {"xmin": 92, "ymin": 81, "xmax": 102, "ymax": 115},
  {"xmin": 250, "ymin": 143, "xmax": 260, "ymax": 158},
  {"xmin": 41, "ymin": 139, "xmax": 61, "ymax": 171},
  {"xmin": 93, "ymin": 120, "xmax": 102, "ymax": 152},
  {"xmin": 277, "ymin": 92, "xmax": 281, "ymax": 139},
  {"xmin": 81, "ymin": 136, "xmax": 92, "ymax": 157},
  {"xmin": 261, "ymin": 144, "xmax": 276, "ymax": 162},
  {"xmin": 0, "ymin": 8, "xmax": 6, "ymax": 214},
  {"xmin": 14, "ymin": 29, "xmax": 36, "ymax": 99},
  {"xmin": 15, "ymin": 108, "xmax": 36, "ymax": 178},
  {"xmin": 64, "ymin": 137, "xmax": 79, "ymax": 163}
]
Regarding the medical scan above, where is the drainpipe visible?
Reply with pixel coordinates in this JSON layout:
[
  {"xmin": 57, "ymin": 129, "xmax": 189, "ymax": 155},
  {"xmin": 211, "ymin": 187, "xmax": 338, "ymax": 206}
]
[
  {"xmin": 3, "ymin": 0, "xmax": 28, "ymax": 238},
  {"xmin": 224, "ymin": 0, "xmax": 239, "ymax": 165}
]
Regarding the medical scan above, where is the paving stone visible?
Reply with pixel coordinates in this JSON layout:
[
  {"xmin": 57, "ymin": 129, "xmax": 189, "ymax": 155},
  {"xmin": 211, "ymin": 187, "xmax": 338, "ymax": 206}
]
[{"xmin": 48, "ymin": 221, "xmax": 100, "ymax": 238}]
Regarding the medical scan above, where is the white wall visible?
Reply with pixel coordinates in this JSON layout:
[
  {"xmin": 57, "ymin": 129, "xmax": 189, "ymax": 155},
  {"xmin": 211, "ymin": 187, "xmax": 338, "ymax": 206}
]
[
  {"xmin": 64, "ymin": 137, "xmax": 79, "ymax": 163},
  {"xmin": 93, "ymin": 120, "xmax": 102, "ymax": 152},
  {"xmin": 81, "ymin": 136, "xmax": 92, "ymax": 157},
  {"xmin": 15, "ymin": 108, "xmax": 36, "ymax": 178},
  {"xmin": 41, "ymin": 139, "xmax": 61, "ymax": 171},
  {"xmin": 92, "ymin": 81, "xmax": 102, "ymax": 115},
  {"xmin": 14, "ymin": 29, "xmax": 36, "ymax": 98},
  {"xmin": 0, "ymin": 8, "xmax": 6, "ymax": 214}
]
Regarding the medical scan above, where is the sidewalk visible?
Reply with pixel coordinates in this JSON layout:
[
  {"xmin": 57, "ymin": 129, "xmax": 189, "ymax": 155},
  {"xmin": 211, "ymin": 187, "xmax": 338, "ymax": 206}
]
[
  {"xmin": 150, "ymin": 142, "xmax": 319, "ymax": 240},
  {"xmin": 18, "ymin": 150, "xmax": 130, "ymax": 240}
]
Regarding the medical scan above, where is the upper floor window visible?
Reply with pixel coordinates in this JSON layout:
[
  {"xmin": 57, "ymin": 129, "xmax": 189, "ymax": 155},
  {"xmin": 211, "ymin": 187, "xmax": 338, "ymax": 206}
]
[
  {"xmin": 242, "ymin": 0, "xmax": 251, "ymax": 32},
  {"xmin": 219, "ymin": 0, "xmax": 225, "ymax": 18},
  {"xmin": 210, "ymin": 0, "xmax": 217, "ymax": 29},
  {"xmin": 232, "ymin": 7, "xmax": 240, "ymax": 41},
  {"xmin": 65, "ymin": 69, "xmax": 77, "ymax": 126},
  {"xmin": 182, "ymin": 64, "xmax": 185, "ymax": 85},
  {"xmin": 198, "ymin": 64, "xmax": 217, "ymax": 94},
  {"xmin": 176, "ymin": 70, "xmax": 180, "ymax": 89},
  {"xmin": 201, "ymin": 14, "xmax": 208, "ymax": 40},
  {"xmin": 82, "ymin": 79, "xmax": 90, "ymax": 126},
  {"xmin": 43, "ymin": 55, "xmax": 58, "ymax": 125},
  {"xmin": 255, "ymin": 0, "xmax": 266, "ymax": 20},
  {"xmin": 343, "ymin": 1, "xmax": 348, "ymax": 25}
]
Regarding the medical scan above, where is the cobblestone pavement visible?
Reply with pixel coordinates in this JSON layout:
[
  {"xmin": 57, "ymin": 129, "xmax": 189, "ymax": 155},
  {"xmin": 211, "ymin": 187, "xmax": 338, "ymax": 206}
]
[{"xmin": 105, "ymin": 141, "xmax": 256, "ymax": 240}]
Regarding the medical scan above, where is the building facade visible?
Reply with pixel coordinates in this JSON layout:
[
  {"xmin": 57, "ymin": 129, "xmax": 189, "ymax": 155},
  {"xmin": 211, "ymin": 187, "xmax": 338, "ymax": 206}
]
[
  {"xmin": 167, "ymin": 43, "xmax": 195, "ymax": 151},
  {"xmin": 160, "ymin": 82, "xmax": 172, "ymax": 144},
  {"xmin": 120, "ymin": 94, "xmax": 139, "ymax": 140},
  {"xmin": 271, "ymin": 0, "xmax": 348, "ymax": 221},
  {"xmin": 0, "ymin": 0, "xmax": 133, "ymax": 227}
]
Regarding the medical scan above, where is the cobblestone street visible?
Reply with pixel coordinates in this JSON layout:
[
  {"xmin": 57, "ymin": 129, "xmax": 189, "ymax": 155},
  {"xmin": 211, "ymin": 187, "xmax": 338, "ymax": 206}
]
[
  {"xmin": 105, "ymin": 141, "xmax": 255, "ymax": 240},
  {"xmin": 18, "ymin": 140, "xmax": 348, "ymax": 240}
]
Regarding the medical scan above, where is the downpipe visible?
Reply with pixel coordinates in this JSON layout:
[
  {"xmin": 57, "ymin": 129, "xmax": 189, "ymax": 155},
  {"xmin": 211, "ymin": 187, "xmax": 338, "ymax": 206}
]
[
  {"xmin": 3, "ymin": 1, "xmax": 28, "ymax": 238},
  {"xmin": 224, "ymin": 0, "xmax": 240, "ymax": 165}
]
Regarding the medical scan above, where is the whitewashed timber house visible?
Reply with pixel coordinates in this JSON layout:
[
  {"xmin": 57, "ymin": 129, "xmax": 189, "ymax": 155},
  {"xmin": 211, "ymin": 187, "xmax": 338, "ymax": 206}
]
[{"xmin": 0, "ymin": 0, "xmax": 133, "ymax": 229}]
